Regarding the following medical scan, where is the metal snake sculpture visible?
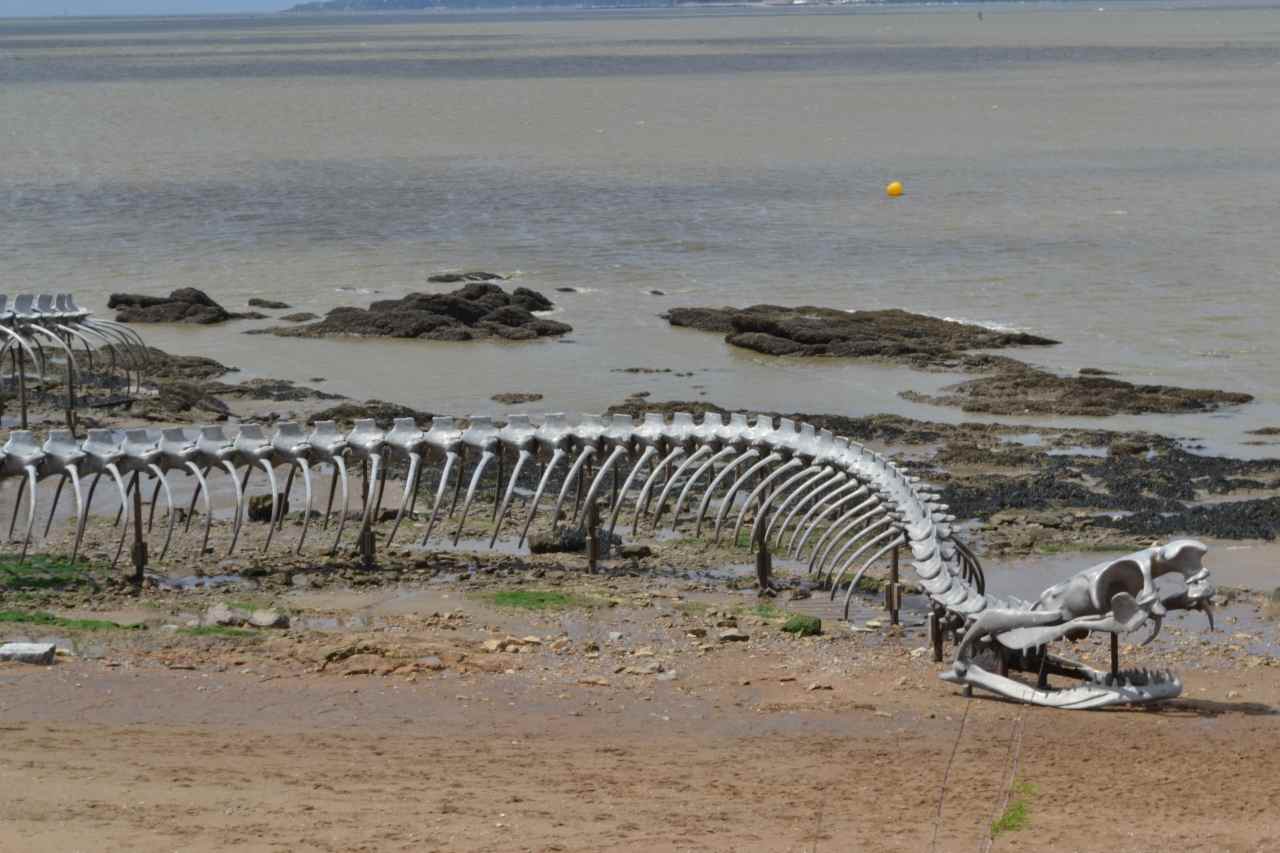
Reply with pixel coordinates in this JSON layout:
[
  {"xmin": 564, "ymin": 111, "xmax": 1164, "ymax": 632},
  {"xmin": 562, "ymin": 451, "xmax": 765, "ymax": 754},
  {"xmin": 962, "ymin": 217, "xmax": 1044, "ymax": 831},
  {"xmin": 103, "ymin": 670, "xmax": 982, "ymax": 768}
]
[{"xmin": 0, "ymin": 296, "xmax": 1217, "ymax": 709}]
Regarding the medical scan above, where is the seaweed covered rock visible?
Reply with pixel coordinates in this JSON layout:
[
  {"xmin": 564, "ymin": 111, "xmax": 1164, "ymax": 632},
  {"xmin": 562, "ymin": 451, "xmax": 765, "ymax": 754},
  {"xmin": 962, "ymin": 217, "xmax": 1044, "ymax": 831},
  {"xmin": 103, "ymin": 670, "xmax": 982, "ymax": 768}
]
[
  {"xmin": 270, "ymin": 283, "xmax": 570, "ymax": 342},
  {"xmin": 901, "ymin": 363, "xmax": 1254, "ymax": 416},
  {"xmin": 310, "ymin": 400, "xmax": 435, "ymax": 429},
  {"xmin": 110, "ymin": 289, "xmax": 250, "ymax": 325},
  {"xmin": 664, "ymin": 305, "xmax": 1057, "ymax": 368}
]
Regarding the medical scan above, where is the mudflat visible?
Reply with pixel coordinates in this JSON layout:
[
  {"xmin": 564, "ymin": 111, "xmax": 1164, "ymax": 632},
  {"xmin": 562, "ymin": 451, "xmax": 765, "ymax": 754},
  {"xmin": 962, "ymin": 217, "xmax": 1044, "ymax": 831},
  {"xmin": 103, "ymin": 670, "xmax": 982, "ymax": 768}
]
[{"xmin": 0, "ymin": 564, "xmax": 1276, "ymax": 853}]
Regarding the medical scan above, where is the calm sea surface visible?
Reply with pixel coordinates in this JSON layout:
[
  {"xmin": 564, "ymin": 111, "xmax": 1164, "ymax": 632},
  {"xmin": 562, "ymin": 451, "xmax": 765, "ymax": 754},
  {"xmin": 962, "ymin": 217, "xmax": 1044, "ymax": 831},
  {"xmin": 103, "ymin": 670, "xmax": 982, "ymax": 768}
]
[{"xmin": 2, "ymin": 4, "xmax": 1278, "ymax": 453}]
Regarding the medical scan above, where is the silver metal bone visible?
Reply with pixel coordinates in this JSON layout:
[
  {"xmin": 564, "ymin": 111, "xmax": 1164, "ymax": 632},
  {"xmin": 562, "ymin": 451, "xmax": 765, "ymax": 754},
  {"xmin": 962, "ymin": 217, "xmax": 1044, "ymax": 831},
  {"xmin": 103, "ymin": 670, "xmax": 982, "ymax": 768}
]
[{"xmin": 0, "ymin": 401, "xmax": 1218, "ymax": 711}]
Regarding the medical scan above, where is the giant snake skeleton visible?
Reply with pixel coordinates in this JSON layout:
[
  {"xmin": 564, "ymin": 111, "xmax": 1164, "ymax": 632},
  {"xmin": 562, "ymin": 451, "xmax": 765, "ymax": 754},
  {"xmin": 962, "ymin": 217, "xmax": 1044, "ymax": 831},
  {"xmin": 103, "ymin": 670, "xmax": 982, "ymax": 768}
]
[{"xmin": 0, "ymin": 294, "xmax": 1217, "ymax": 709}]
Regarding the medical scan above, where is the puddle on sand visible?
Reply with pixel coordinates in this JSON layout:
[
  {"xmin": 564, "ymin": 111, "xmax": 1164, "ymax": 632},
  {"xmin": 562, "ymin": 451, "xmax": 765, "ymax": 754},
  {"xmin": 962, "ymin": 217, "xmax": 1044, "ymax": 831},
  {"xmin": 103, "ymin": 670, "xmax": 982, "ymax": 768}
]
[{"xmin": 1001, "ymin": 433, "xmax": 1110, "ymax": 457}]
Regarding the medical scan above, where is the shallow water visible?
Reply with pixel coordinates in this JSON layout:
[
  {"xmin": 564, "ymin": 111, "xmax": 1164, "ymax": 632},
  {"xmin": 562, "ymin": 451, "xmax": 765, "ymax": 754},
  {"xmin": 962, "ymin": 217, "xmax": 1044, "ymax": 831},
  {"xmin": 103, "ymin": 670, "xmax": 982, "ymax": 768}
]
[{"xmin": 3, "ymin": 4, "xmax": 1280, "ymax": 454}]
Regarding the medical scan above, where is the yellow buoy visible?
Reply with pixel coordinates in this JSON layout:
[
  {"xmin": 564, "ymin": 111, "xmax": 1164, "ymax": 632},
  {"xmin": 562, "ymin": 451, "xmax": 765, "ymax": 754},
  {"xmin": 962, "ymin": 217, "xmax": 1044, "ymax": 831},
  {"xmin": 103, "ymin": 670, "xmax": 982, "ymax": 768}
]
[{"xmin": 885, "ymin": 180, "xmax": 904, "ymax": 198}]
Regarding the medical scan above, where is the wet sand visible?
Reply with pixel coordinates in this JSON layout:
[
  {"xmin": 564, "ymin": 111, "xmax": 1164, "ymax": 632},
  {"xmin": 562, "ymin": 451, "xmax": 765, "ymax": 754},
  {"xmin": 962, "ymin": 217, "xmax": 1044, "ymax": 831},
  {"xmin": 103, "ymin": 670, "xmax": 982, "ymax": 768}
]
[{"xmin": 0, "ymin": 566, "xmax": 1277, "ymax": 853}]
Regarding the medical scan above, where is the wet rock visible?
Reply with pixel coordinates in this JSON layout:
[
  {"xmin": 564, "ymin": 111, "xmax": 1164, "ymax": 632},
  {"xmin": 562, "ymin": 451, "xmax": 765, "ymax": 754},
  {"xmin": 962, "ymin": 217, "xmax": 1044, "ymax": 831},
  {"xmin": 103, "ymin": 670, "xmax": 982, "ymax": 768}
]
[
  {"xmin": 248, "ymin": 609, "xmax": 289, "ymax": 629},
  {"xmin": 139, "ymin": 348, "xmax": 236, "ymax": 381},
  {"xmin": 427, "ymin": 271, "xmax": 506, "ymax": 283},
  {"xmin": 204, "ymin": 603, "xmax": 248, "ymax": 627},
  {"xmin": 718, "ymin": 628, "xmax": 749, "ymax": 643},
  {"xmin": 111, "ymin": 288, "xmax": 256, "ymax": 325},
  {"xmin": 0, "ymin": 642, "xmax": 56, "ymax": 665},
  {"xmin": 555, "ymin": 287, "xmax": 579, "ymax": 293},
  {"xmin": 133, "ymin": 381, "xmax": 231, "ymax": 422},
  {"xmin": 781, "ymin": 614, "xmax": 822, "ymax": 637},
  {"xmin": 267, "ymin": 283, "xmax": 570, "ymax": 342},
  {"xmin": 528, "ymin": 526, "xmax": 588, "ymax": 554},
  {"xmin": 1095, "ymin": 496, "xmax": 1280, "ymax": 541},
  {"xmin": 247, "ymin": 495, "xmax": 288, "ymax": 523},
  {"xmin": 248, "ymin": 298, "xmax": 291, "ymax": 309},
  {"xmin": 280, "ymin": 312, "xmax": 319, "ymax": 323},
  {"xmin": 491, "ymin": 392, "xmax": 544, "ymax": 405},
  {"xmin": 310, "ymin": 400, "xmax": 434, "ymax": 429},
  {"xmin": 623, "ymin": 660, "xmax": 663, "ymax": 675},
  {"xmin": 198, "ymin": 378, "xmax": 344, "ymax": 403},
  {"xmin": 648, "ymin": 289, "xmax": 666, "ymax": 296},
  {"xmin": 663, "ymin": 305, "xmax": 1057, "ymax": 368},
  {"xmin": 417, "ymin": 655, "xmax": 446, "ymax": 671},
  {"xmin": 340, "ymin": 654, "xmax": 390, "ymax": 676},
  {"xmin": 902, "ymin": 362, "xmax": 1253, "ymax": 416},
  {"xmin": 620, "ymin": 543, "xmax": 651, "ymax": 559}
]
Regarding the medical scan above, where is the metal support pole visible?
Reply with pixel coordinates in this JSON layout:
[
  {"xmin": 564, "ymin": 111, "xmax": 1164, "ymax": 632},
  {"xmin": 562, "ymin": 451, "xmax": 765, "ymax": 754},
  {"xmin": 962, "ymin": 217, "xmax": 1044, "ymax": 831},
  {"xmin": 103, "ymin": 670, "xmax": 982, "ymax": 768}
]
[
  {"xmin": 929, "ymin": 607, "xmax": 944, "ymax": 662},
  {"xmin": 14, "ymin": 347, "xmax": 28, "ymax": 430},
  {"xmin": 1110, "ymin": 632, "xmax": 1120, "ymax": 680},
  {"xmin": 886, "ymin": 545, "xmax": 901, "ymax": 626},
  {"xmin": 129, "ymin": 479, "xmax": 147, "ymax": 584},
  {"xmin": 586, "ymin": 500, "xmax": 599, "ymax": 574},
  {"xmin": 755, "ymin": 484, "xmax": 772, "ymax": 593},
  {"xmin": 358, "ymin": 523, "xmax": 376, "ymax": 570}
]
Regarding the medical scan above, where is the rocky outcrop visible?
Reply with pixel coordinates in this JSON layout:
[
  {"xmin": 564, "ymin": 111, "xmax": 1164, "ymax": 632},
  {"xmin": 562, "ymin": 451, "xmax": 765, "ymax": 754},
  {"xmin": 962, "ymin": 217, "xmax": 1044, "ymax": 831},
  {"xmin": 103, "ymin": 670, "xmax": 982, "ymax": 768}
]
[
  {"xmin": 310, "ymin": 400, "xmax": 435, "ymax": 429},
  {"xmin": 491, "ymin": 392, "xmax": 543, "ymax": 405},
  {"xmin": 901, "ymin": 364, "xmax": 1254, "ymax": 416},
  {"xmin": 664, "ymin": 305, "xmax": 1057, "ymax": 368},
  {"xmin": 248, "ymin": 298, "xmax": 291, "ymax": 309},
  {"xmin": 269, "ymin": 283, "xmax": 569, "ymax": 342},
  {"xmin": 426, "ymin": 271, "xmax": 506, "ymax": 284},
  {"xmin": 664, "ymin": 304, "xmax": 1252, "ymax": 417},
  {"xmin": 110, "ymin": 289, "xmax": 258, "ymax": 325}
]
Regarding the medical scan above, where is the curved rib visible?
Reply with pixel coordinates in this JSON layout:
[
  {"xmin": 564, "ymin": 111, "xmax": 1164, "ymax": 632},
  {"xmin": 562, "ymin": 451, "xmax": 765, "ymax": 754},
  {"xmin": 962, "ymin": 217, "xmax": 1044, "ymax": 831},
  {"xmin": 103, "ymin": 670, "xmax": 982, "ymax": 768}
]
[
  {"xmin": 387, "ymin": 451, "xmax": 422, "ymax": 549},
  {"xmin": 807, "ymin": 498, "xmax": 882, "ymax": 571},
  {"xmin": 223, "ymin": 460, "xmax": 245, "ymax": 555},
  {"xmin": 630, "ymin": 447, "xmax": 684, "ymax": 536},
  {"xmin": 650, "ymin": 444, "xmax": 710, "ymax": 530},
  {"xmin": 175, "ymin": 462, "xmax": 210, "ymax": 560},
  {"xmin": 490, "ymin": 449, "xmax": 533, "ymax": 548},
  {"xmin": 813, "ymin": 509, "xmax": 891, "ymax": 579},
  {"xmin": 66, "ymin": 467, "xmax": 85, "ymax": 564},
  {"xmin": 837, "ymin": 533, "xmax": 906, "ymax": 617},
  {"xmin": 769, "ymin": 468, "xmax": 839, "ymax": 547},
  {"xmin": 692, "ymin": 449, "xmax": 759, "ymax": 537},
  {"xmin": 147, "ymin": 464, "xmax": 174, "ymax": 559},
  {"xmin": 53, "ymin": 323, "xmax": 100, "ymax": 373},
  {"xmin": 731, "ymin": 457, "xmax": 803, "ymax": 547},
  {"xmin": 453, "ymin": 450, "xmax": 494, "ymax": 545},
  {"xmin": 104, "ymin": 464, "xmax": 130, "ymax": 569},
  {"xmin": 669, "ymin": 446, "xmax": 735, "ymax": 531},
  {"xmin": 260, "ymin": 460, "xmax": 280, "ymax": 553},
  {"xmin": 0, "ymin": 327, "xmax": 42, "ymax": 388},
  {"xmin": 276, "ymin": 465, "xmax": 297, "ymax": 531},
  {"xmin": 42, "ymin": 474, "xmax": 67, "ymax": 538},
  {"xmin": 605, "ymin": 445, "xmax": 657, "ymax": 543},
  {"xmin": 802, "ymin": 492, "xmax": 879, "ymax": 565},
  {"xmin": 576, "ymin": 445, "xmax": 627, "ymax": 528},
  {"xmin": 550, "ymin": 446, "xmax": 596, "ymax": 529},
  {"xmin": 518, "ymin": 448, "xmax": 565, "ymax": 548},
  {"xmin": 24, "ymin": 325, "xmax": 79, "ymax": 414},
  {"xmin": 420, "ymin": 451, "xmax": 457, "ymax": 546},
  {"xmin": 788, "ymin": 480, "xmax": 865, "ymax": 557},
  {"xmin": 330, "ymin": 456, "xmax": 352, "ymax": 556},
  {"xmin": 18, "ymin": 464, "xmax": 38, "ymax": 563},
  {"xmin": 8, "ymin": 470, "xmax": 27, "ymax": 542},
  {"xmin": 750, "ymin": 463, "xmax": 822, "ymax": 546},
  {"xmin": 295, "ymin": 459, "xmax": 313, "ymax": 554},
  {"xmin": 713, "ymin": 452, "xmax": 783, "ymax": 544},
  {"xmin": 184, "ymin": 466, "xmax": 211, "ymax": 533}
]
